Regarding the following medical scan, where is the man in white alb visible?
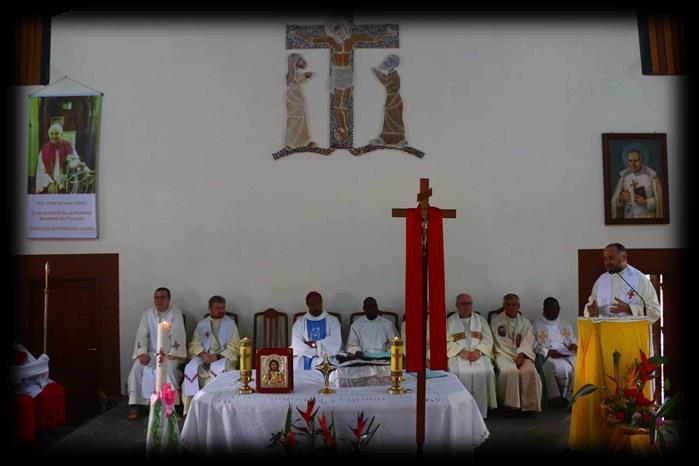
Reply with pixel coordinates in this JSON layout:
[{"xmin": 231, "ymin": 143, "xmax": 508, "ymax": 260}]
[
  {"xmin": 583, "ymin": 243, "xmax": 660, "ymax": 324},
  {"xmin": 346, "ymin": 297, "xmax": 398, "ymax": 356},
  {"xmin": 446, "ymin": 293, "xmax": 497, "ymax": 418},
  {"xmin": 491, "ymin": 293, "xmax": 542, "ymax": 413},
  {"xmin": 182, "ymin": 295, "xmax": 240, "ymax": 415},
  {"xmin": 127, "ymin": 287, "xmax": 187, "ymax": 420},
  {"xmin": 291, "ymin": 291, "xmax": 343, "ymax": 371},
  {"xmin": 533, "ymin": 297, "xmax": 577, "ymax": 401}
]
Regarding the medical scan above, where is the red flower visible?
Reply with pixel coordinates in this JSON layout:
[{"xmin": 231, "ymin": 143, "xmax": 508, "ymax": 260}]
[
  {"xmin": 642, "ymin": 413, "xmax": 651, "ymax": 424},
  {"xmin": 350, "ymin": 412, "xmax": 367, "ymax": 441},
  {"xmin": 319, "ymin": 414, "xmax": 335, "ymax": 445},
  {"xmin": 297, "ymin": 397, "xmax": 318, "ymax": 425},
  {"xmin": 615, "ymin": 412, "xmax": 625, "ymax": 421},
  {"xmin": 285, "ymin": 431, "xmax": 296, "ymax": 448},
  {"xmin": 637, "ymin": 350, "xmax": 657, "ymax": 382}
]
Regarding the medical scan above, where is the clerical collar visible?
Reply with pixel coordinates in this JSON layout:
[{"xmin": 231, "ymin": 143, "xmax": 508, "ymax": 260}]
[{"xmin": 543, "ymin": 316, "xmax": 559, "ymax": 325}]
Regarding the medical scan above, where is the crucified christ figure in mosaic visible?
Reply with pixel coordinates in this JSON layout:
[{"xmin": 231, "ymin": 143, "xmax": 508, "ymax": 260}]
[{"xmin": 273, "ymin": 15, "xmax": 424, "ymax": 160}]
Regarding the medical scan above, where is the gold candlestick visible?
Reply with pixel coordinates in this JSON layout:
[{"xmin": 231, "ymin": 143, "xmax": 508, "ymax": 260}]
[
  {"xmin": 314, "ymin": 353, "xmax": 337, "ymax": 394},
  {"xmin": 388, "ymin": 336, "xmax": 408, "ymax": 395},
  {"xmin": 237, "ymin": 337, "xmax": 255, "ymax": 394}
]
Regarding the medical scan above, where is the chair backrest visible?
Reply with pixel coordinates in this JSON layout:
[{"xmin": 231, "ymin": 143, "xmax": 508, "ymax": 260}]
[
  {"xmin": 349, "ymin": 310, "xmax": 400, "ymax": 330},
  {"xmin": 253, "ymin": 308, "xmax": 288, "ymax": 355},
  {"xmin": 293, "ymin": 311, "xmax": 342, "ymax": 326},
  {"xmin": 203, "ymin": 311, "xmax": 239, "ymax": 326}
]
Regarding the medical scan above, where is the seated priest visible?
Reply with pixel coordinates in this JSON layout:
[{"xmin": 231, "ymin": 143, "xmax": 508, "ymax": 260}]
[
  {"xmin": 291, "ymin": 291, "xmax": 342, "ymax": 370},
  {"xmin": 346, "ymin": 297, "xmax": 398, "ymax": 357},
  {"xmin": 127, "ymin": 287, "xmax": 187, "ymax": 420},
  {"xmin": 183, "ymin": 295, "xmax": 241, "ymax": 415},
  {"xmin": 491, "ymin": 293, "xmax": 542, "ymax": 413},
  {"xmin": 11, "ymin": 343, "xmax": 66, "ymax": 445},
  {"xmin": 533, "ymin": 297, "xmax": 577, "ymax": 401},
  {"xmin": 446, "ymin": 293, "xmax": 497, "ymax": 418}
]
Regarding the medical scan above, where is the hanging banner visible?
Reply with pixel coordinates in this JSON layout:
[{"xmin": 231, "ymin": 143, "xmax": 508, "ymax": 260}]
[{"xmin": 27, "ymin": 94, "xmax": 101, "ymax": 238}]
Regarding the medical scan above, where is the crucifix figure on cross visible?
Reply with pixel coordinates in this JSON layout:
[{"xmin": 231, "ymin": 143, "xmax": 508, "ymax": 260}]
[{"xmin": 273, "ymin": 15, "xmax": 425, "ymax": 160}]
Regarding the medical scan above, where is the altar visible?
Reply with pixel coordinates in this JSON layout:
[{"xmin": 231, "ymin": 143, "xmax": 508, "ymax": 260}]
[{"xmin": 181, "ymin": 369, "xmax": 489, "ymax": 455}]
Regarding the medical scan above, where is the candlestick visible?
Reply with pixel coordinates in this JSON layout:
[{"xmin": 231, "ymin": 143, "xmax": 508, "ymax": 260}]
[
  {"xmin": 388, "ymin": 336, "xmax": 408, "ymax": 395},
  {"xmin": 237, "ymin": 337, "xmax": 254, "ymax": 394},
  {"xmin": 155, "ymin": 321, "xmax": 170, "ymax": 393},
  {"xmin": 43, "ymin": 262, "xmax": 50, "ymax": 355}
]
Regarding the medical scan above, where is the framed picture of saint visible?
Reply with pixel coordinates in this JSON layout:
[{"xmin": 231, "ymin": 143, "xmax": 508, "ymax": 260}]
[
  {"xmin": 256, "ymin": 348, "xmax": 293, "ymax": 393},
  {"xmin": 602, "ymin": 133, "xmax": 669, "ymax": 225}
]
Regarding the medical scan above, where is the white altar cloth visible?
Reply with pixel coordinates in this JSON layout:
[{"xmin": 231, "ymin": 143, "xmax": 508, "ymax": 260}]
[{"xmin": 181, "ymin": 369, "xmax": 489, "ymax": 455}]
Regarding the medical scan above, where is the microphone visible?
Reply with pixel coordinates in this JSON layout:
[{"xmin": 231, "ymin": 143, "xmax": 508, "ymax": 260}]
[{"xmin": 615, "ymin": 271, "xmax": 647, "ymax": 317}]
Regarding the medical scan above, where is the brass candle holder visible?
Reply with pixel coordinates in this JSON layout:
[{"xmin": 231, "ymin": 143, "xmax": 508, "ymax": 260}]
[
  {"xmin": 237, "ymin": 337, "xmax": 255, "ymax": 394},
  {"xmin": 314, "ymin": 353, "xmax": 337, "ymax": 394},
  {"xmin": 388, "ymin": 336, "xmax": 409, "ymax": 395}
]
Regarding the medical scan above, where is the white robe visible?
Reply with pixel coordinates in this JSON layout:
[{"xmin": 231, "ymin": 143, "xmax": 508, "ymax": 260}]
[
  {"xmin": 611, "ymin": 165, "xmax": 663, "ymax": 219},
  {"xmin": 12, "ymin": 343, "xmax": 52, "ymax": 398},
  {"xmin": 583, "ymin": 264, "xmax": 661, "ymax": 324},
  {"xmin": 533, "ymin": 316, "xmax": 577, "ymax": 399},
  {"xmin": 446, "ymin": 313, "xmax": 497, "ymax": 418},
  {"xmin": 127, "ymin": 305, "xmax": 187, "ymax": 406},
  {"xmin": 183, "ymin": 316, "xmax": 239, "ymax": 396},
  {"xmin": 290, "ymin": 311, "xmax": 342, "ymax": 371},
  {"xmin": 491, "ymin": 312, "xmax": 542, "ymax": 412},
  {"xmin": 346, "ymin": 315, "xmax": 398, "ymax": 354}
]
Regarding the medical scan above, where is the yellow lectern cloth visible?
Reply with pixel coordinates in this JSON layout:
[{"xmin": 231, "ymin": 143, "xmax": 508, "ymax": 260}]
[{"xmin": 568, "ymin": 318, "xmax": 650, "ymax": 452}]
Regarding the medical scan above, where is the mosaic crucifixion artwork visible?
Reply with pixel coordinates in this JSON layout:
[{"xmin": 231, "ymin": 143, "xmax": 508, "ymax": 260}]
[{"xmin": 273, "ymin": 16, "xmax": 425, "ymax": 160}]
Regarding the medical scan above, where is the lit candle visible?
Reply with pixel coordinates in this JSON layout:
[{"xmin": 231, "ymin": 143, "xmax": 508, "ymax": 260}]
[
  {"xmin": 155, "ymin": 321, "xmax": 170, "ymax": 392},
  {"xmin": 390, "ymin": 336, "xmax": 404, "ymax": 372},
  {"xmin": 240, "ymin": 337, "xmax": 252, "ymax": 372}
]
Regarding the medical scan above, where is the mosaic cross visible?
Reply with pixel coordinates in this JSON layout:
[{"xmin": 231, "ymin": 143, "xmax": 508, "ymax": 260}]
[{"xmin": 274, "ymin": 16, "xmax": 425, "ymax": 159}]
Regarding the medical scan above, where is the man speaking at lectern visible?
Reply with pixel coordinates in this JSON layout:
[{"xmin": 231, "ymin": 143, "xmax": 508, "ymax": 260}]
[{"xmin": 583, "ymin": 243, "xmax": 660, "ymax": 324}]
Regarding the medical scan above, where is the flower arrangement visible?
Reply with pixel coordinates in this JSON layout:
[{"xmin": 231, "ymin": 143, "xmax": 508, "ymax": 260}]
[
  {"xmin": 569, "ymin": 349, "xmax": 681, "ymax": 452},
  {"xmin": 146, "ymin": 383, "xmax": 181, "ymax": 453},
  {"xmin": 268, "ymin": 397, "xmax": 380, "ymax": 456}
]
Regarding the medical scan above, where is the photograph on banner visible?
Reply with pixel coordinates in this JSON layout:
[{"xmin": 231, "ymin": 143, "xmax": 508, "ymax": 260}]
[{"xmin": 26, "ymin": 94, "xmax": 102, "ymax": 238}]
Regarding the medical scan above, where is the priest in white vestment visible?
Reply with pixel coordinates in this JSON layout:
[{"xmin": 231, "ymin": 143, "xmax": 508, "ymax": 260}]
[
  {"xmin": 127, "ymin": 287, "xmax": 187, "ymax": 420},
  {"xmin": 291, "ymin": 291, "xmax": 342, "ymax": 371},
  {"xmin": 583, "ymin": 243, "xmax": 660, "ymax": 324},
  {"xmin": 446, "ymin": 294, "xmax": 497, "ymax": 418},
  {"xmin": 346, "ymin": 297, "xmax": 398, "ymax": 355},
  {"xmin": 611, "ymin": 148, "xmax": 663, "ymax": 219},
  {"xmin": 491, "ymin": 294, "xmax": 542, "ymax": 412},
  {"xmin": 182, "ymin": 295, "xmax": 241, "ymax": 415},
  {"xmin": 533, "ymin": 297, "xmax": 577, "ymax": 400}
]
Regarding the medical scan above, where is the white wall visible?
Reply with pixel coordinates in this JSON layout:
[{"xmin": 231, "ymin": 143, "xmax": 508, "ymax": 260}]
[{"xmin": 12, "ymin": 13, "xmax": 686, "ymax": 391}]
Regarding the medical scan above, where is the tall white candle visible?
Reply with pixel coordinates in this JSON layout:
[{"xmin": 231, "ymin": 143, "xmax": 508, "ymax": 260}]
[{"xmin": 155, "ymin": 321, "xmax": 170, "ymax": 393}]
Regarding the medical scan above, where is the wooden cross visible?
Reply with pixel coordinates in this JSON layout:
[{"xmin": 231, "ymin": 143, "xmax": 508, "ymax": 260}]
[
  {"xmin": 392, "ymin": 178, "xmax": 455, "ymax": 455},
  {"xmin": 286, "ymin": 15, "xmax": 399, "ymax": 148}
]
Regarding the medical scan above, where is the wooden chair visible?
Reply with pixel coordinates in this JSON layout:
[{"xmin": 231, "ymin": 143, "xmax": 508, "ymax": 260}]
[
  {"xmin": 253, "ymin": 308, "xmax": 288, "ymax": 357},
  {"xmin": 203, "ymin": 311, "xmax": 239, "ymax": 326},
  {"xmin": 348, "ymin": 310, "xmax": 400, "ymax": 330}
]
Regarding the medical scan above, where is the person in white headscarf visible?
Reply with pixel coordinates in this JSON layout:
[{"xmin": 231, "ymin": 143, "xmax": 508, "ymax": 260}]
[{"xmin": 284, "ymin": 53, "xmax": 317, "ymax": 150}]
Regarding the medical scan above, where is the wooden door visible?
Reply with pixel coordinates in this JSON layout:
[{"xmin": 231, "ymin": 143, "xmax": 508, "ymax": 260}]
[
  {"xmin": 578, "ymin": 248, "xmax": 687, "ymax": 403},
  {"xmin": 12, "ymin": 254, "xmax": 120, "ymax": 425}
]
